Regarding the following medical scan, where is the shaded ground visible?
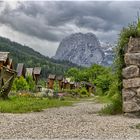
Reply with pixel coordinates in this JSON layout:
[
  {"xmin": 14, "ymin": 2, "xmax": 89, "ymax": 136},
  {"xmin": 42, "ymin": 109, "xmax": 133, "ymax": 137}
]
[{"xmin": 0, "ymin": 100, "xmax": 140, "ymax": 139}]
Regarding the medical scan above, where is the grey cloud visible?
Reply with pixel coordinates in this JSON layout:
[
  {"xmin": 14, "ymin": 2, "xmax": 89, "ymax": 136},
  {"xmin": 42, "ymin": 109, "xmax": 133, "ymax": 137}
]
[
  {"xmin": 0, "ymin": 3, "xmax": 63, "ymax": 42},
  {"xmin": 0, "ymin": 1, "xmax": 140, "ymax": 44}
]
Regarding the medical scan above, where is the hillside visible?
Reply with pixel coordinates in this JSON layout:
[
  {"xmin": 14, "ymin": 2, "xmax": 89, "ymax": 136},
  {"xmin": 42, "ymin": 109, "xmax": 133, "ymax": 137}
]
[{"xmin": 0, "ymin": 36, "xmax": 80, "ymax": 78}]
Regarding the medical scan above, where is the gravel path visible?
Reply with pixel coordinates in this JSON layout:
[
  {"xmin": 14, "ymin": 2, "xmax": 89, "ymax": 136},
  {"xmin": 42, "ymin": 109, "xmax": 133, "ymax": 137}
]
[{"xmin": 0, "ymin": 101, "xmax": 140, "ymax": 140}]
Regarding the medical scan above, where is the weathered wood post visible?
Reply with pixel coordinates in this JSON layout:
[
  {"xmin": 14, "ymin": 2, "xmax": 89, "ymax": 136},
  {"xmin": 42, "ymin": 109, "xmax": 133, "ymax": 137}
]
[
  {"xmin": 16, "ymin": 63, "xmax": 26, "ymax": 78},
  {"xmin": 56, "ymin": 76, "xmax": 63, "ymax": 91},
  {"xmin": 0, "ymin": 51, "xmax": 16, "ymax": 99},
  {"xmin": 47, "ymin": 74, "xmax": 56, "ymax": 89},
  {"xmin": 33, "ymin": 67, "xmax": 41, "ymax": 85},
  {"xmin": 122, "ymin": 37, "xmax": 140, "ymax": 116}
]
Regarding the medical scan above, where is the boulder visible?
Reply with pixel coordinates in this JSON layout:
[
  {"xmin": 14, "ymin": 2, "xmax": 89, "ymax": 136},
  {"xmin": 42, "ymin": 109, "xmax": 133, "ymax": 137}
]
[
  {"xmin": 127, "ymin": 37, "xmax": 140, "ymax": 53},
  {"xmin": 122, "ymin": 89, "xmax": 136, "ymax": 101},
  {"xmin": 125, "ymin": 53, "xmax": 140, "ymax": 66},
  {"xmin": 123, "ymin": 78, "xmax": 140, "ymax": 88},
  {"xmin": 123, "ymin": 101, "xmax": 140, "ymax": 113},
  {"xmin": 122, "ymin": 65, "xmax": 139, "ymax": 79}
]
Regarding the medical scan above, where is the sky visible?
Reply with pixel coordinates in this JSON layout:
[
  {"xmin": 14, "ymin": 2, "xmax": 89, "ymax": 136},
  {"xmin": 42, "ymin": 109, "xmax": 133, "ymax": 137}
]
[{"xmin": 0, "ymin": 0, "xmax": 140, "ymax": 57}]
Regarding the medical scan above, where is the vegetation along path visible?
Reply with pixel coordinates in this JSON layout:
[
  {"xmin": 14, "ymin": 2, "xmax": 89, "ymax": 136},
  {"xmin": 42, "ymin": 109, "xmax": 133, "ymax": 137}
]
[{"xmin": 0, "ymin": 100, "xmax": 140, "ymax": 140}]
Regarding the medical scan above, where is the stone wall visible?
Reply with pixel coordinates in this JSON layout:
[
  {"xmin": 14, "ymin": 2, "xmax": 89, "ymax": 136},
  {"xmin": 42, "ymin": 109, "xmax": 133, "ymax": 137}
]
[{"xmin": 122, "ymin": 37, "xmax": 140, "ymax": 116}]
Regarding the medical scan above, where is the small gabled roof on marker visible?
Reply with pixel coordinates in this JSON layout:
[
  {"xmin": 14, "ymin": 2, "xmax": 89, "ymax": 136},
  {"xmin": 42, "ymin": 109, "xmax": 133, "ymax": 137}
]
[
  {"xmin": 81, "ymin": 81, "xmax": 95, "ymax": 87},
  {"xmin": 33, "ymin": 67, "xmax": 41, "ymax": 75},
  {"xmin": 56, "ymin": 75, "xmax": 63, "ymax": 81},
  {"xmin": 16, "ymin": 63, "xmax": 25, "ymax": 77},
  {"xmin": 26, "ymin": 68, "xmax": 33, "ymax": 76},
  {"xmin": 48, "ymin": 74, "xmax": 56, "ymax": 80}
]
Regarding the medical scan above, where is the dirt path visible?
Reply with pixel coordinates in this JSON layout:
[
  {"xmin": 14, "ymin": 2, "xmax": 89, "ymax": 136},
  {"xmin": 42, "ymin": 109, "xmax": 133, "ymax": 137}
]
[{"xmin": 0, "ymin": 101, "xmax": 140, "ymax": 139}]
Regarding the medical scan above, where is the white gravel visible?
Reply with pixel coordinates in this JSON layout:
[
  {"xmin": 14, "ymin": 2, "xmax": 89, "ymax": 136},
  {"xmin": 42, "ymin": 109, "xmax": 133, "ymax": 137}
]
[{"xmin": 0, "ymin": 101, "xmax": 140, "ymax": 140}]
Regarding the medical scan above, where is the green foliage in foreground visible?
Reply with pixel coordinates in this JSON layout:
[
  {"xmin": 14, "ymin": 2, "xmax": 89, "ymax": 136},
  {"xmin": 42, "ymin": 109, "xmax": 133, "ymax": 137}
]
[{"xmin": 0, "ymin": 96, "xmax": 73, "ymax": 113}]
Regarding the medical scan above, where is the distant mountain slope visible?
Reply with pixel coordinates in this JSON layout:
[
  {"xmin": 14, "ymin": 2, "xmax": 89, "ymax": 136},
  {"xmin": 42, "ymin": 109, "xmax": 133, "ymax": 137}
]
[
  {"xmin": 54, "ymin": 33, "xmax": 114, "ymax": 67},
  {"xmin": 0, "ymin": 36, "xmax": 80, "ymax": 78}
]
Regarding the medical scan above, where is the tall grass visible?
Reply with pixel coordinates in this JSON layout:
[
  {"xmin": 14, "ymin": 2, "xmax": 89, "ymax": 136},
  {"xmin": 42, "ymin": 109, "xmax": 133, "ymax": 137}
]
[{"xmin": 99, "ymin": 96, "xmax": 122, "ymax": 115}]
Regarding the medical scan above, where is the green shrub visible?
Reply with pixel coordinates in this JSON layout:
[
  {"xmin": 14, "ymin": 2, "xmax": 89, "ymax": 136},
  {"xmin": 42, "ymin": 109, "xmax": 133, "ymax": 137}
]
[
  {"xmin": 94, "ymin": 74, "xmax": 113, "ymax": 94},
  {"xmin": 66, "ymin": 68, "xmax": 80, "ymax": 81},
  {"xmin": 137, "ymin": 15, "xmax": 140, "ymax": 36},
  {"xmin": 94, "ymin": 87, "xmax": 103, "ymax": 96},
  {"xmin": 62, "ymin": 88, "xmax": 90, "ymax": 98},
  {"xmin": 67, "ymin": 89, "xmax": 81, "ymax": 97},
  {"xmin": 12, "ymin": 76, "xmax": 29, "ymax": 92},
  {"xmin": 106, "ymin": 77, "xmax": 120, "ymax": 98},
  {"xmin": 79, "ymin": 87, "xmax": 89, "ymax": 97},
  {"xmin": 26, "ymin": 75, "xmax": 35, "ymax": 91},
  {"xmin": 37, "ymin": 80, "xmax": 46, "ymax": 87},
  {"xmin": 54, "ymin": 81, "xmax": 59, "ymax": 92}
]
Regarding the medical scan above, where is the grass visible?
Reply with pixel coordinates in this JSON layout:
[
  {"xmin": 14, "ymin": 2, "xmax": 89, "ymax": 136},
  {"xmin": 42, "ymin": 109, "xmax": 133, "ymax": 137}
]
[
  {"xmin": 134, "ymin": 123, "xmax": 140, "ymax": 129},
  {"xmin": 94, "ymin": 95, "xmax": 122, "ymax": 115},
  {"xmin": 99, "ymin": 99, "xmax": 122, "ymax": 115},
  {"xmin": 0, "ymin": 96, "xmax": 74, "ymax": 113},
  {"xmin": 94, "ymin": 95, "xmax": 113, "ymax": 103},
  {"xmin": 130, "ymin": 123, "xmax": 140, "ymax": 129}
]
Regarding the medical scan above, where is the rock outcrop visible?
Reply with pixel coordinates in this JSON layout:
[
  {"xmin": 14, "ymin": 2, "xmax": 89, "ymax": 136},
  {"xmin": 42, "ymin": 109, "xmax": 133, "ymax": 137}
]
[
  {"xmin": 122, "ymin": 36, "xmax": 140, "ymax": 116},
  {"xmin": 53, "ymin": 33, "xmax": 105, "ymax": 67}
]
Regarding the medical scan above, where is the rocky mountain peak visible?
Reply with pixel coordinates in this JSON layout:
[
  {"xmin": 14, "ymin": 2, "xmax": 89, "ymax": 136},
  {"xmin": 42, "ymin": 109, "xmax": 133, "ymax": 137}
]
[
  {"xmin": 53, "ymin": 32, "xmax": 114, "ymax": 67},
  {"xmin": 54, "ymin": 32, "xmax": 105, "ymax": 67}
]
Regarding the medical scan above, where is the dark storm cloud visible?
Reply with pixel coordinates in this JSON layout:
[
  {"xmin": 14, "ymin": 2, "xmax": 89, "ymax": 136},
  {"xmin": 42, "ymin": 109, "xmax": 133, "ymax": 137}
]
[
  {"xmin": 0, "ymin": 2, "xmax": 63, "ymax": 41},
  {"xmin": 0, "ymin": 1, "xmax": 140, "ymax": 43}
]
